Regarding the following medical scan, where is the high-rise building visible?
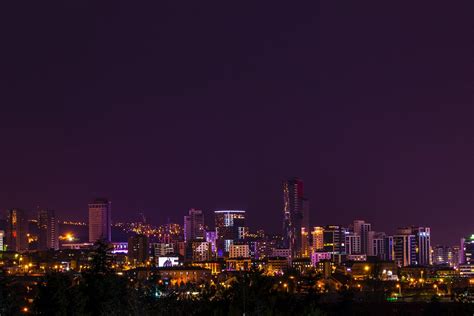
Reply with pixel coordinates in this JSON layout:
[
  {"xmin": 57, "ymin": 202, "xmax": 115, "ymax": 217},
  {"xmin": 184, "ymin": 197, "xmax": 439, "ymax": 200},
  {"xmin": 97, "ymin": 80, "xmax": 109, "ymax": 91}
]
[
  {"xmin": 184, "ymin": 208, "xmax": 205, "ymax": 242},
  {"xmin": 88, "ymin": 199, "xmax": 111, "ymax": 242},
  {"xmin": 214, "ymin": 210, "xmax": 246, "ymax": 256},
  {"xmin": 322, "ymin": 225, "xmax": 347, "ymax": 255},
  {"xmin": 311, "ymin": 226, "xmax": 324, "ymax": 251},
  {"xmin": 37, "ymin": 209, "xmax": 59, "ymax": 250},
  {"xmin": 434, "ymin": 245, "xmax": 453, "ymax": 266},
  {"xmin": 411, "ymin": 227, "xmax": 431, "ymax": 265},
  {"xmin": 393, "ymin": 233, "xmax": 416, "ymax": 267},
  {"xmin": 383, "ymin": 235, "xmax": 394, "ymax": 261},
  {"xmin": 397, "ymin": 226, "xmax": 431, "ymax": 265},
  {"xmin": 353, "ymin": 220, "xmax": 371, "ymax": 255},
  {"xmin": 0, "ymin": 230, "xmax": 4, "ymax": 251},
  {"xmin": 283, "ymin": 178, "xmax": 309, "ymax": 258},
  {"xmin": 5, "ymin": 209, "xmax": 28, "ymax": 252},
  {"xmin": 367, "ymin": 231, "xmax": 386, "ymax": 259},
  {"xmin": 345, "ymin": 233, "xmax": 361, "ymax": 255},
  {"xmin": 461, "ymin": 235, "xmax": 474, "ymax": 264},
  {"xmin": 128, "ymin": 234, "xmax": 149, "ymax": 264}
]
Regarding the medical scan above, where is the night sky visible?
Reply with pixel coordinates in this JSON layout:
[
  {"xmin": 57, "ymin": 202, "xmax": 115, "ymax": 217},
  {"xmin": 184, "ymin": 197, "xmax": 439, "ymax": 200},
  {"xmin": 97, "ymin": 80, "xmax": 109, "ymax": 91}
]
[{"xmin": 1, "ymin": 2, "xmax": 472, "ymax": 245}]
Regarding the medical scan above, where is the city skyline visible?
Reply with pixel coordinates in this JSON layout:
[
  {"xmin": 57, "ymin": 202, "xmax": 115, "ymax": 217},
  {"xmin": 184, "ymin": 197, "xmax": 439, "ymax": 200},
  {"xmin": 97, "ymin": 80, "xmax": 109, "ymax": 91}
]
[{"xmin": 1, "ymin": 2, "xmax": 472, "ymax": 247}]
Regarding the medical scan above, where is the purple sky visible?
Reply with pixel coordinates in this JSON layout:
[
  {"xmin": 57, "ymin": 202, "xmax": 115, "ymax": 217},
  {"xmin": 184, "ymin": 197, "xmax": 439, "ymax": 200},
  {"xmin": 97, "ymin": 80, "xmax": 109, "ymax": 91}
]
[{"xmin": 1, "ymin": 2, "xmax": 473, "ymax": 245}]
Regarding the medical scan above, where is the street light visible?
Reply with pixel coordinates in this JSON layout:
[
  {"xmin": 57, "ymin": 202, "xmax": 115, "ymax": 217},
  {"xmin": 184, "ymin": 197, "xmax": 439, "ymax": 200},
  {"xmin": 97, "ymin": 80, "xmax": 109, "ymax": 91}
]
[{"xmin": 396, "ymin": 284, "xmax": 401, "ymax": 296}]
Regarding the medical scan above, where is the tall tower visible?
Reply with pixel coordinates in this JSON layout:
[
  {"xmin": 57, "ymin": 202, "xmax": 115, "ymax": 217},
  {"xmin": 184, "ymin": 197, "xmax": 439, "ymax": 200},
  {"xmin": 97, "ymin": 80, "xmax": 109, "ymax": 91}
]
[
  {"xmin": 88, "ymin": 199, "xmax": 111, "ymax": 242},
  {"xmin": 353, "ymin": 220, "xmax": 371, "ymax": 255},
  {"xmin": 214, "ymin": 210, "xmax": 246, "ymax": 256},
  {"xmin": 5, "ymin": 209, "xmax": 28, "ymax": 252},
  {"xmin": 283, "ymin": 178, "xmax": 308, "ymax": 258},
  {"xmin": 184, "ymin": 208, "xmax": 205, "ymax": 242},
  {"xmin": 38, "ymin": 209, "xmax": 59, "ymax": 250}
]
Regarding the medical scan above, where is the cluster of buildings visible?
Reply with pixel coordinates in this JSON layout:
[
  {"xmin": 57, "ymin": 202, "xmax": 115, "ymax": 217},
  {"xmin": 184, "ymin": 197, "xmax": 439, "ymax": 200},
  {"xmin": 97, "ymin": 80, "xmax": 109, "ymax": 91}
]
[{"xmin": 1, "ymin": 178, "xmax": 474, "ymax": 282}]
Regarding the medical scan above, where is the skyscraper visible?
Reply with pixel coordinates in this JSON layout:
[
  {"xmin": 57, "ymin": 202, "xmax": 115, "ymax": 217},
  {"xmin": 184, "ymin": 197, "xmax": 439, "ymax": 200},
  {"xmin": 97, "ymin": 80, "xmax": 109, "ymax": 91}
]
[
  {"xmin": 88, "ymin": 199, "xmax": 111, "ymax": 242},
  {"xmin": 214, "ymin": 210, "xmax": 246, "ymax": 256},
  {"xmin": 345, "ymin": 233, "xmax": 361, "ymax": 255},
  {"xmin": 393, "ymin": 233, "xmax": 416, "ymax": 267},
  {"xmin": 5, "ymin": 209, "xmax": 28, "ymax": 252},
  {"xmin": 184, "ymin": 208, "xmax": 205, "ymax": 242},
  {"xmin": 411, "ymin": 226, "xmax": 431, "ymax": 265},
  {"xmin": 283, "ymin": 178, "xmax": 309, "ymax": 258},
  {"xmin": 37, "ymin": 209, "xmax": 59, "ymax": 250},
  {"xmin": 353, "ymin": 220, "xmax": 371, "ymax": 255}
]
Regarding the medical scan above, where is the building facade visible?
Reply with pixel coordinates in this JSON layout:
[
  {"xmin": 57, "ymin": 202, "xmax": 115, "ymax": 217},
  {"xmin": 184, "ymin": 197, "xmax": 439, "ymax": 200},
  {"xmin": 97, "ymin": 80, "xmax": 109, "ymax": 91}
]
[{"xmin": 88, "ymin": 199, "xmax": 111, "ymax": 242}]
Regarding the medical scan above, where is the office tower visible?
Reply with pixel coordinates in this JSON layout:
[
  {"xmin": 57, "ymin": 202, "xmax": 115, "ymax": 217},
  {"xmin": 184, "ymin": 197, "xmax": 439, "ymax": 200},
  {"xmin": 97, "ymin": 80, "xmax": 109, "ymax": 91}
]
[
  {"xmin": 301, "ymin": 227, "xmax": 310, "ymax": 257},
  {"xmin": 184, "ymin": 208, "xmax": 205, "ymax": 242},
  {"xmin": 353, "ymin": 220, "xmax": 371, "ymax": 255},
  {"xmin": 88, "ymin": 199, "xmax": 111, "ymax": 242},
  {"xmin": 345, "ymin": 233, "xmax": 361, "ymax": 255},
  {"xmin": 410, "ymin": 227, "xmax": 431, "ymax": 265},
  {"xmin": 128, "ymin": 234, "xmax": 149, "ymax": 264},
  {"xmin": 205, "ymin": 231, "xmax": 217, "ymax": 254},
  {"xmin": 214, "ymin": 210, "xmax": 246, "ymax": 256},
  {"xmin": 311, "ymin": 226, "xmax": 324, "ymax": 251},
  {"xmin": 383, "ymin": 235, "xmax": 394, "ymax": 261},
  {"xmin": 393, "ymin": 233, "xmax": 416, "ymax": 267},
  {"xmin": 451, "ymin": 245, "xmax": 461, "ymax": 268},
  {"xmin": 283, "ymin": 178, "xmax": 309, "ymax": 258},
  {"xmin": 461, "ymin": 235, "xmax": 474, "ymax": 264},
  {"xmin": 0, "ymin": 230, "xmax": 4, "ymax": 251},
  {"xmin": 5, "ymin": 209, "xmax": 28, "ymax": 252},
  {"xmin": 367, "ymin": 231, "xmax": 386, "ymax": 259},
  {"xmin": 397, "ymin": 226, "xmax": 431, "ymax": 265},
  {"xmin": 433, "ymin": 245, "xmax": 452, "ymax": 266},
  {"xmin": 37, "ymin": 209, "xmax": 59, "ymax": 250},
  {"xmin": 322, "ymin": 225, "xmax": 347, "ymax": 254}
]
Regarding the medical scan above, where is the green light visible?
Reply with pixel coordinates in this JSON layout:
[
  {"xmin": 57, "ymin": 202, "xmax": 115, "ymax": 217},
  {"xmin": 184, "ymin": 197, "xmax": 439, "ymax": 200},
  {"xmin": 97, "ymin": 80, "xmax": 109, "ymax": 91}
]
[{"xmin": 470, "ymin": 234, "xmax": 474, "ymax": 240}]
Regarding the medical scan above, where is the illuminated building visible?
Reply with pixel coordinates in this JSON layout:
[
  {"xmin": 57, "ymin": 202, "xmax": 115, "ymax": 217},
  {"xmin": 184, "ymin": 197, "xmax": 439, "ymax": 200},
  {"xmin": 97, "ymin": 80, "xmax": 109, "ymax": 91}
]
[
  {"xmin": 190, "ymin": 241, "xmax": 212, "ymax": 262},
  {"xmin": 397, "ymin": 226, "xmax": 431, "ymax": 265},
  {"xmin": 183, "ymin": 208, "xmax": 205, "ymax": 242},
  {"xmin": 205, "ymin": 231, "xmax": 217, "ymax": 253},
  {"xmin": 434, "ymin": 245, "xmax": 452, "ymax": 266},
  {"xmin": 461, "ymin": 235, "xmax": 474, "ymax": 264},
  {"xmin": 367, "ymin": 231, "xmax": 386, "ymax": 259},
  {"xmin": 151, "ymin": 243, "xmax": 174, "ymax": 257},
  {"xmin": 322, "ymin": 225, "xmax": 347, "ymax": 255},
  {"xmin": 393, "ymin": 233, "xmax": 416, "ymax": 267},
  {"xmin": 345, "ymin": 233, "xmax": 361, "ymax": 255},
  {"xmin": 128, "ymin": 234, "xmax": 149, "ymax": 264},
  {"xmin": 5, "ymin": 208, "xmax": 28, "ymax": 252},
  {"xmin": 411, "ymin": 227, "xmax": 431, "ymax": 265},
  {"xmin": 88, "ymin": 199, "xmax": 111, "ymax": 242},
  {"xmin": 301, "ymin": 227, "xmax": 310, "ymax": 257},
  {"xmin": 226, "ymin": 258, "xmax": 251, "ymax": 271},
  {"xmin": 38, "ymin": 209, "xmax": 59, "ymax": 250},
  {"xmin": 254, "ymin": 240, "xmax": 276, "ymax": 259},
  {"xmin": 311, "ymin": 226, "xmax": 324, "ymax": 251},
  {"xmin": 311, "ymin": 252, "xmax": 331, "ymax": 266},
  {"xmin": 282, "ymin": 178, "xmax": 309, "ymax": 258},
  {"xmin": 353, "ymin": 220, "xmax": 371, "ymax": 255},
  {"xmin": 272, "ymin": 248, "xmax": 291, "ymax": 259},
  {"xmin": 158, "ymin": 266, "xmax": 211, "ymax": 285},
  {"xmin": 214, "ymin": 210, "xmax": 246, "ymax": 256},
  {"xmin": 0, "ymin": 230, "xmax": 3, "ymax": 251},
  {"xmin": 266, "ymin": 257, "xmax": 289, "ymax": 274},
  {"xmin": 229, "ymin": 244, "xmax": 250, "ymax": 258}
]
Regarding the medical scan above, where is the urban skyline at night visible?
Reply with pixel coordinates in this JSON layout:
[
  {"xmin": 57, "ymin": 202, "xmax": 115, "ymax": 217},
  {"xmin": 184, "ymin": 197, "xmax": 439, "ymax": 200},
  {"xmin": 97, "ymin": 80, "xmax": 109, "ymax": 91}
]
[{"xmin": 1, "ymin": 1, "xmax": 472, "ymax": 314}]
